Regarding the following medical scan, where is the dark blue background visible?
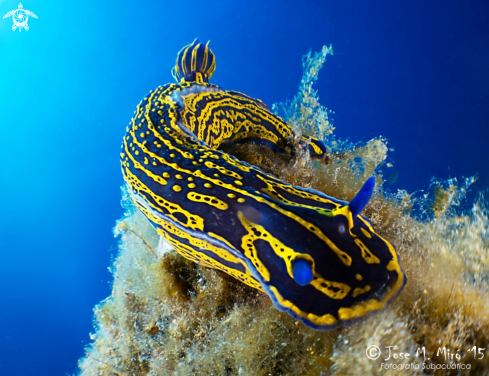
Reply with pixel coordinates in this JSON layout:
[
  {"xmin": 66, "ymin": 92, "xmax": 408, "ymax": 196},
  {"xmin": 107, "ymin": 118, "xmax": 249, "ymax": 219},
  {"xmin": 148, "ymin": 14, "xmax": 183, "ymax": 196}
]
[{"xmin": 0, "ymin": 1, "xmax": 487, "ymax": 375}]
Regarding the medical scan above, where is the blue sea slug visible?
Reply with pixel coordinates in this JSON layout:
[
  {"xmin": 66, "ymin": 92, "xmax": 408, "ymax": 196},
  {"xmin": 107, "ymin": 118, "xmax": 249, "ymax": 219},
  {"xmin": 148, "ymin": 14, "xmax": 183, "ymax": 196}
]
[{"xmin": 120, "ymin": 39, "xmax": 406, "ymax": 330}]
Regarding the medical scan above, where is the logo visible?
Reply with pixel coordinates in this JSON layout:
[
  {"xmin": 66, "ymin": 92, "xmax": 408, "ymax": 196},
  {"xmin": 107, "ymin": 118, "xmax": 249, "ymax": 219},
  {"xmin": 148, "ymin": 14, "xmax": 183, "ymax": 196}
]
[
  {"xmin": 3, "ymin": 3, "xmax": 37, "ymax": 32},
  {"xmin": 366, "ymin": 345, "xmax": 381, "ymax": 360}
]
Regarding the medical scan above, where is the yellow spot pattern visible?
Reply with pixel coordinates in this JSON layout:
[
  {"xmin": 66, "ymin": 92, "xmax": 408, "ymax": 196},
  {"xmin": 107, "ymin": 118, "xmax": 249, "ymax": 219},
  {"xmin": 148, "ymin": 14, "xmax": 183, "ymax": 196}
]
[{"xmin": 187, "ymin": 192, "xmax": 228, "ymax": 210}]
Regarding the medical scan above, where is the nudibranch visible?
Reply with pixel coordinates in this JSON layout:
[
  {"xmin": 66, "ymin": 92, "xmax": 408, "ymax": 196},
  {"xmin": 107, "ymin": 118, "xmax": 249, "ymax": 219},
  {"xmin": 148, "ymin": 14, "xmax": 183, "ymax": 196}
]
[{"xmin": 120, "ymin": 39, "xmax": 406, "ymax": 330}]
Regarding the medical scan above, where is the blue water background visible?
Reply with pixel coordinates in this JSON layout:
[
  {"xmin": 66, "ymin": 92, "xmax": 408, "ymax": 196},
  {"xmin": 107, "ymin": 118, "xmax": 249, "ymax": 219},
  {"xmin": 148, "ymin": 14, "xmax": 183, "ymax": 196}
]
[{"xmin": 0, "ymin": 1, "xmax": 488, "ymax": 375}]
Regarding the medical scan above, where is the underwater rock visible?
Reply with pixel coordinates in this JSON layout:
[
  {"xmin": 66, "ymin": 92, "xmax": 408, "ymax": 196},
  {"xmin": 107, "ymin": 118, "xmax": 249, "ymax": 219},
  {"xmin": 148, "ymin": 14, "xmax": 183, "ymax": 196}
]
[{"xmin": 78, "ymin": 47, "xmax": 489, "ymax": 376}]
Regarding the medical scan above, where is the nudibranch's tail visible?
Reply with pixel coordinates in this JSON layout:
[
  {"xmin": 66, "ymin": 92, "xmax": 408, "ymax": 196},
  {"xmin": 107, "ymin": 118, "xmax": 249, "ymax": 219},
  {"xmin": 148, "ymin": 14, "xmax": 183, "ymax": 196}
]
[{"xmin": 171, "ymin": 39, "xmax": 216, "ymax": 83}]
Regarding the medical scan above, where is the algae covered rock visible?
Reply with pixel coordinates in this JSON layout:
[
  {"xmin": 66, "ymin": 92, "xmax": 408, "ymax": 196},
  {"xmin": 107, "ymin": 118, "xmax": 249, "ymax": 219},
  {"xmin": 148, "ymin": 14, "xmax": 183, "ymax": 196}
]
[{"xmin": 78, "ymin": 46, "xmax": 489, "ymax": 376}]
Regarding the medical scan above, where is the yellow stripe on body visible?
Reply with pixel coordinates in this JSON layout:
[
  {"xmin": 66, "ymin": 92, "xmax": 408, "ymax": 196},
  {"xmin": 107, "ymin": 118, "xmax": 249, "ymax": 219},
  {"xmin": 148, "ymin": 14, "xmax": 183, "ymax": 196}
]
[
  {"xmin": 191, "ymin": 43, "xmax": 200, "ymax": 72},
  {"xmin": 202, "ymin": 42, "xmax": 209, "ymax": 72},
  {"xmin": 181, "ymin": 46, "xmax": 191, "ymax": 76},
  {"xmin": 207, "ymin": 51, "xmax": 216, "ymax": 77},
  {"xmin": 269, "ymin": 286, "xmax": 338, "ymax": 327},
  {"xmin": 257, "ymin": 174, "xmax": 342, "ymax": 210},
  {"xmin": 270, "ymin": 278, "xmax": 396, "ymax": 326}
]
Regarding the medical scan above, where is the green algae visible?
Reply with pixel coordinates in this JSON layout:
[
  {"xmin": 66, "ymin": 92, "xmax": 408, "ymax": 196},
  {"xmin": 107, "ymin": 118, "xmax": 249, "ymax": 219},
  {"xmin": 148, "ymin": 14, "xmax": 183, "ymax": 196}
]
[{"xmin": 78, "ymin": 46, "xmax": 489, "ymax": 376}]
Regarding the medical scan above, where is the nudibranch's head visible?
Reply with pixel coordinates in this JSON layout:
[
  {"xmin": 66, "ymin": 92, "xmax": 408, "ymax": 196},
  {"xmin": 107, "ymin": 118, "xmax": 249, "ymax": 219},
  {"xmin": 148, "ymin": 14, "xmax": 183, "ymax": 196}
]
[
  {"xmin": 238, "ymin": 177, "xmax": 406, "ymax": 330},
  {"xmin": 171, "ymin": 39, "xmax": 216, "ymax": 84}
]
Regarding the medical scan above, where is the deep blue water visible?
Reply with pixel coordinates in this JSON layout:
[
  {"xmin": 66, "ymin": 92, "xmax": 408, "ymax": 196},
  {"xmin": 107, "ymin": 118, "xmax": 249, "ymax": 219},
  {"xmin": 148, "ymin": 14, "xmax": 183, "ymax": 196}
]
[{"xmin": 0, "ymin": 1, "xmax": 488, "ymax": 375}]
